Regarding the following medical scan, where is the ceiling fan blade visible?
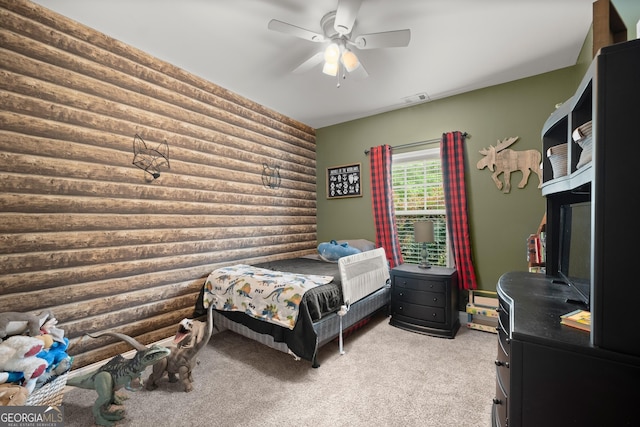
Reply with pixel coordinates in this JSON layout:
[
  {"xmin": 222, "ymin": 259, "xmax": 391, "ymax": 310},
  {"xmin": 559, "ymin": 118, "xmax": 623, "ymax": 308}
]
[
  {"xmin": 292, "ymin": 52, "xmax": 324, "ymax": 74},
  {"xmin": 268, "ymin": 19, "xmax": 326, "ymax": 42},
  {"xmin": 353, "ymin": 29, "xmax": 411, "ymax": 49},
  {"xmin": 334, "ymin": 0, "xmax": 363, "ymax": 35}
]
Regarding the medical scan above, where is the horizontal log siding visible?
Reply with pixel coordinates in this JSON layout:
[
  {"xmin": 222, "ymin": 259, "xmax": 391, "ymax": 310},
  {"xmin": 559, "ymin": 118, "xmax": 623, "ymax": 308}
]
[{"xmin": 0, "ymin": 1, "xmax": 317, "ymax": 368}]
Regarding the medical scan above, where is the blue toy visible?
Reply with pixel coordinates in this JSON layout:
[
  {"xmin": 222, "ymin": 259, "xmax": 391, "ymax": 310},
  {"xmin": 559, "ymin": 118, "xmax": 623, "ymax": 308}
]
[
  {"xmin": 36, "ymin": 337, "xmax": 69, "ymax": 371},
  {"xmin": 317, "ymin": 240, "xmax": 361, "ymax": 262}
]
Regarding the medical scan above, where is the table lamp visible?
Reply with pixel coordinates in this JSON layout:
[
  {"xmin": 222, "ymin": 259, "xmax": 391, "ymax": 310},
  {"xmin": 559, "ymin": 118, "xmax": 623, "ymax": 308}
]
[{"xmin": 414, "ymin": 220, "xmax": 434, "ymax": 269}]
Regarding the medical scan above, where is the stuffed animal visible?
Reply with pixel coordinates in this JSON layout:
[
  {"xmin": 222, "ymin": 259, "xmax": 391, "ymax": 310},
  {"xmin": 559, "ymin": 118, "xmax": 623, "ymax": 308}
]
[
  {"xmin": 1, "ymin": 335, "xmax": 44, "ymax": 359},
  {"xmin": 39, "ymin": 317, "xmax": 65, "ymax": 344},
  {"xmin": 0, "ymin": 383, "xmax": 29, "ymax": 406},
  {"xmin": 34, "ymin": 337, "xmax": 71, "ymax": 387},
  {"xmin": 0, "ymin": 336, "xmax": 48, "ymax": 393},
  {"xmin": 0, "ymin": 311, "xmax": 52, "ymax": 342},
  {"xmin": 35, "ymin": 336, "xmax": 68, "ymax": 368},
  {"xmin": 317, "ymin": 240, "xmax": 362, "ymax": 262},
  {"xmin": 34, "ymin": 334, "xmax": 54, "ymax": 350},
  {"xmin": 35, "ymin": 355, "xmax": 72, "ymax": 389}
]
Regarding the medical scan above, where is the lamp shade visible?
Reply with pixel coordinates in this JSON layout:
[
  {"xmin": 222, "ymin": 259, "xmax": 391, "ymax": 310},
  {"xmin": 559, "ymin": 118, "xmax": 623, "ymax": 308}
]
[
  {"xmin": 414, "ymin": 221, "xmax": 434, "ymax": 243},
  {"xmin": 341, "ymin": 49, "xmax": 360, "ymax": 72},
  {"xmin": 322, "ymin": 61, "xmax": 339, "ymax": 76},
  {"xmin": 324, "ymin": 42, "xmax": 340, "ymax": 64}
]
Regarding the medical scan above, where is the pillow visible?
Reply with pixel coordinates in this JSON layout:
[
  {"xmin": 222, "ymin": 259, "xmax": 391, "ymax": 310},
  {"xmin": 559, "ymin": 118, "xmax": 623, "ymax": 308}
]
[
  {"xmin": 337, "ymin": 239, "xmax": 376, "ymax": 253},
  {"xmin": 317, "ymin": 240, "xmax": 362, "ymax": 263}
]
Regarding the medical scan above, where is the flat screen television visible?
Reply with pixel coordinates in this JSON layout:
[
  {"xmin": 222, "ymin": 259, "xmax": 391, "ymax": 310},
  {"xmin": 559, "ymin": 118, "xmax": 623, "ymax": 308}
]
[{"xmin": 558, "ymin": 201, "xmax": 592, "ymax": 307}]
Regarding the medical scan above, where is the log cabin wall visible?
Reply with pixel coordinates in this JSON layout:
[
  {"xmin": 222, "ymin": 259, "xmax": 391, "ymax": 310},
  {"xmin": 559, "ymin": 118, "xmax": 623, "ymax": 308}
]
[{"xmin": 0, "ymin": 0, "xmax": 317, "ymax": 368}]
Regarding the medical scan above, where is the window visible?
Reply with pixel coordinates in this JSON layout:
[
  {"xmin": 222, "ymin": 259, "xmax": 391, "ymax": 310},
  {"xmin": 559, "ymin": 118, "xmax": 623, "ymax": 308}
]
[{"xmin": 392, "ymin": 148, "xmax": 449, "ymax": 267}]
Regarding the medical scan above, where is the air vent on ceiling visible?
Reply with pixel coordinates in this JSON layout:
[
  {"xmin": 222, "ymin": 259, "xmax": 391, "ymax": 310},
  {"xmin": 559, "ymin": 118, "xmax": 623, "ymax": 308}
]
[{"xmin": 402, "ymin": 92, "xmax": 430, "ymax": 105}]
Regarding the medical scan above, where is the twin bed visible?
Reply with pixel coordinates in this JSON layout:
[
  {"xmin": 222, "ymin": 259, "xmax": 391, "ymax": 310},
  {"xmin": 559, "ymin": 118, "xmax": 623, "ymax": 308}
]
[{"xmin": 193, "ymin": 247, "xmax": 391, "ymax": 367}]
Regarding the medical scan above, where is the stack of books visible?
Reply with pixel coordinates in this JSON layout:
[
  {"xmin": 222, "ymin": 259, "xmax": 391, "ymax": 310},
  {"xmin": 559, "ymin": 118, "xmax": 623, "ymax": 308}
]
[
  {"xmin": 466, "ymin": 290, "xmax": 499, "ymax": 333},
  {"xmin": 527, "ymin": 233, "xmax": 544, "ymax": 269},
  {"xmin": 560, "ymin": 309, "xmax": 591, "ymax": 332}
]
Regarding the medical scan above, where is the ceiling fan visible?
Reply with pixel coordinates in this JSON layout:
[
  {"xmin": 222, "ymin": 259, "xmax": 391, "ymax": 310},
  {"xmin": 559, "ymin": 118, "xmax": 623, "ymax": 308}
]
[{"xmin": 267, "ymin": 0, "xmax": 411, "ymax": 85}]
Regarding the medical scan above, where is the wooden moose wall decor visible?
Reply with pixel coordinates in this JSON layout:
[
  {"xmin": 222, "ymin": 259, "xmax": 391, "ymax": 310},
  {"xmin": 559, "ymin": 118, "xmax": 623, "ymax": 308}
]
[{"xmin": 476, "ymin": 136, "xmax": 542, "ymax": 193}]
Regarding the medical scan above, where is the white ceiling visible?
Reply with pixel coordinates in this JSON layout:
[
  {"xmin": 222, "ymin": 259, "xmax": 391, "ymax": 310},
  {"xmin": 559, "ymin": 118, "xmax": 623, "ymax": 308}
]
[{"xmin": 33, "ymin": 0, "xmax": 596, "ymax": 129}]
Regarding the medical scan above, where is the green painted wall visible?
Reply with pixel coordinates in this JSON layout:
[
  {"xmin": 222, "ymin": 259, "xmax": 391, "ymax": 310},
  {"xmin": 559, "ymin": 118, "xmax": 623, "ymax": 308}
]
[
  {"xmin": 315, "ymin": 0, "xmax": 640, "ymax": 293},
  {"xmin": 316, "ymin": 67, "xmax": 578, "ymax": 292}
]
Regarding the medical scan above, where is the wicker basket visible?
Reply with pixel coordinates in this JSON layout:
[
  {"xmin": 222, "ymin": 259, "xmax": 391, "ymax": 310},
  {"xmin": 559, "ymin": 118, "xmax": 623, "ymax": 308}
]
[
  {"xmin": 25, "ymin": 373, "xmax": 67, "ymax": 406},
  {"xmin": 576, "ymin": 135, "xmax": 592, "ymax": 169},
  {"xmin": 572, "ymin": 121, "xmax": 592, "ymax": 141},
  {"xmin": 547, "ymin": 143, "xmax": 568, "ymax": 178},
  {"xmin": 573, "ymin": 121, "xmax": 593, "ymax": 169}
]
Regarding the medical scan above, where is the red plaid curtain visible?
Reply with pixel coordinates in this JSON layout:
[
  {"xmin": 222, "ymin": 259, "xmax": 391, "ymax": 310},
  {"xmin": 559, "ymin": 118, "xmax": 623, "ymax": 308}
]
[
  {"xmin": 441, "ymin": 132, "xmax": 478, "ymax": 290},
  {"xmin": 369, "ymin": 145, "xmax": 404, "ymax": 268}
]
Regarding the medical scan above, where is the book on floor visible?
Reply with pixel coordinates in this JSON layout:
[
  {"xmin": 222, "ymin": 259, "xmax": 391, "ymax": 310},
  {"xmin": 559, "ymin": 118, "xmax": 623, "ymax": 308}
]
[{"xmin": 560, "ymin": 309, "xmax": 591, "ymax": 332}]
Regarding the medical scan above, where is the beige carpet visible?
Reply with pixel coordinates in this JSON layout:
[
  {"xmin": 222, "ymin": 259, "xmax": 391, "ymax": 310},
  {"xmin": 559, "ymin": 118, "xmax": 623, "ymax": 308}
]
[{"xmin": 61, "ymin": 312, "xmax": 496, "ymax": 426}]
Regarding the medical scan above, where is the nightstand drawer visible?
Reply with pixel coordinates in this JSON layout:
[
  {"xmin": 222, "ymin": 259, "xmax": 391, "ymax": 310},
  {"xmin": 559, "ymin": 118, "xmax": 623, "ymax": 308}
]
[
  {"xmin": 393, "ymin": 275, "xmax": 445, "ymax": 293},
  {"xmin": 392, "ymin": 301, "xmax": 445, "ymax": 323},
  {"xmin": 393, "ymin": 287, "xmax": 445, "ymax": 308}
]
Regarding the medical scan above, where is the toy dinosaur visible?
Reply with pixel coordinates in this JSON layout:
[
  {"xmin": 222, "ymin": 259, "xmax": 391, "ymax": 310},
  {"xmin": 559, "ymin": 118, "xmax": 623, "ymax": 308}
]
[
  {"xmin": 145, "ymin": 302, "xmax": 213, "ymax": 393},
  {"xmin": 0, "ymin": 311, "xmax": 52, "ymax": 342},
  {"xmin": 66, "ymin": 332, "xmax": 169, "ymax": 427}
]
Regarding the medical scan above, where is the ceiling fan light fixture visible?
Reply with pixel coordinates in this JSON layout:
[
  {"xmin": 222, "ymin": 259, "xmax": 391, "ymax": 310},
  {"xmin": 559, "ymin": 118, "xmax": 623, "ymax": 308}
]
[
  {"xmin": 267, "ymin": 3, "xmax": 410, "ymax": 84},
  {"xmin": 322, "ymin": 61, "xmax": 339, "ymax": 76},
  {"xmin": 341, "ymin": 49, "xmax": 360, "ymax": 72},
  {"xmin": 324, "ymin": 42, "xmax": 340, "ymax": 64}
]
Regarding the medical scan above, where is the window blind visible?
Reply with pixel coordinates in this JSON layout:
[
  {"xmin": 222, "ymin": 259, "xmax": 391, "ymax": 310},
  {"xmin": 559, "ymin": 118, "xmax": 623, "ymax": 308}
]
[{"xmin": 392, "ymin": 148, "xmax": 449, "ymax": 266}]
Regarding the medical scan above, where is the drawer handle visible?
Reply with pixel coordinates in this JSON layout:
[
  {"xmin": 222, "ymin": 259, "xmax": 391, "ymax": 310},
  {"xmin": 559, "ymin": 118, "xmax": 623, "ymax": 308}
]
[
  {"xmin": 492, "ymin": 398, "xmax": 502, "ymax": 405},
  {"xmin": 498, "ymin": 329, "xmax": 512, "ymax": 343},
  {"xmin": 494, "ymin": 360, "xmax": 510, "ymax": 368},
  {"xmin": 433, "ymin": 297, "xmax": 438, "ymax": 302},
  {"xmin": 432, "ymin": 313, "xmax": 437, "ymax": 318},
  {"xmin": 399, "ymin": 292, "xmax": 403, "ymax": 297}
]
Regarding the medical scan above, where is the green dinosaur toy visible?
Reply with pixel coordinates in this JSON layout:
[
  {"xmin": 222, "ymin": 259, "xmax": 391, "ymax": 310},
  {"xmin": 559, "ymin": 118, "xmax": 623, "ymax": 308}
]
[{"xmin": 67, "ymin": 332, "xmax": 170, "ymax": 427}]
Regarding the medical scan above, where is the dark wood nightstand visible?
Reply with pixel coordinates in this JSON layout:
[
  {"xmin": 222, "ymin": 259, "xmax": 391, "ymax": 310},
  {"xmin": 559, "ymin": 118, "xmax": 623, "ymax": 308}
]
[{"xmin": 389, "ymin": 264, "xmax": 459, "ymax": 338}]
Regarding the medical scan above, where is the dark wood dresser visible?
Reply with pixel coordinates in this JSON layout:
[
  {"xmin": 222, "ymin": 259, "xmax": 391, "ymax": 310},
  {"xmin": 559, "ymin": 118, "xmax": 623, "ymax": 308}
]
[
  {"xmin": 389, "ymin": 264, "xmax": 459, "ymax": 338},
  {"xmin": 494, "ymin": 272, "xmax": 640, "ymax": 427}
]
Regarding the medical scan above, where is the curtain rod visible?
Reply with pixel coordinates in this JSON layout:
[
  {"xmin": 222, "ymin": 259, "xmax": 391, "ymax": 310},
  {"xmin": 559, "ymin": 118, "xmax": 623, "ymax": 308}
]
[{"xmin": 364, "ymin": 132, "xmax": 468, "ymax": 155}]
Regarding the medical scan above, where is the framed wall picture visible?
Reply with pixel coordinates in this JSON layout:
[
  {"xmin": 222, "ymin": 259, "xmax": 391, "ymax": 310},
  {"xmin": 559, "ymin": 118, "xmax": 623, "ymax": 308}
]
[{"xmin": 327, "ymin": 163, "xmax": 362, "ymax": 199}]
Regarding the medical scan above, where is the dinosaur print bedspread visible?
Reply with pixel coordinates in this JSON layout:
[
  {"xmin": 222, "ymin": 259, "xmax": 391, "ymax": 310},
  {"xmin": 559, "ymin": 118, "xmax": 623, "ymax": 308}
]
[{"xmin": 203, "ymin": 264, "xmax": 334, "ymax": 330}]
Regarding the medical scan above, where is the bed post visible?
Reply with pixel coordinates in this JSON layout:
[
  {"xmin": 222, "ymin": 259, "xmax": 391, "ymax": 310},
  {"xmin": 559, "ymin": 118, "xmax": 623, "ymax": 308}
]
[
  {"xmin": 338, "ymin": 304, "xmax": 349, "ymax": 355},
  {"xmin": 311, "ymin": 355, "xmax": 320, "ymax": 368}
]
